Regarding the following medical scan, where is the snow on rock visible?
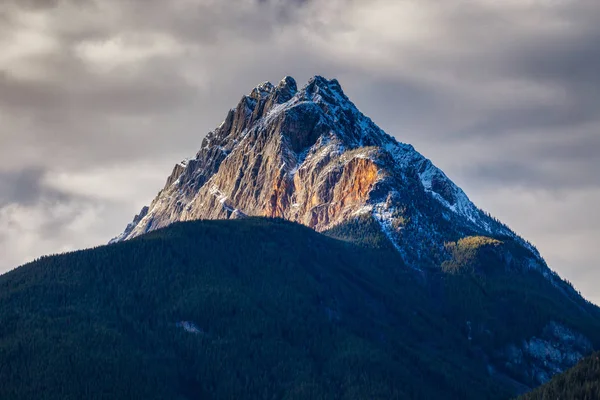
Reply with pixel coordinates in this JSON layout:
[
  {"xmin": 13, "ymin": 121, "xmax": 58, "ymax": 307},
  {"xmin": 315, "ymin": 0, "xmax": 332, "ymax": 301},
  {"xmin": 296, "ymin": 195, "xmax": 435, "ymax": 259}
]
[
  {"xmin": 500, "ymin": 321, "xmax": 592, "ymax": 386},
  {"xmin": 108, "ymin": 206, "xmax": 149, "ymax": 244},
  {"xmin": 113, "ymin": 75, "xmax": 550, "ymax": 275},
  {"xmin": 176, "ymin": 321, "xmax": 203, "ymax": 334}
]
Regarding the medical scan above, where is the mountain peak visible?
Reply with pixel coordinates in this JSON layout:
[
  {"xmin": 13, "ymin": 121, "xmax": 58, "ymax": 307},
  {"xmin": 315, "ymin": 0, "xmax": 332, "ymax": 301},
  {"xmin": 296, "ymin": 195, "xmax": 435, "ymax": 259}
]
[
  {"xmin": 305, "ymin": 75, "xmax": 345, "ymax": 96},
  {"xmin": 249, "ymin": 81, "xmax": 275, "ymax": 99},
  {"xmin": 248, "ymin": 75, "xmax": 348, "ymax": 113},
  {"xmin": 247, "ymin": 76, "xmax": 301, "ymax": 105},
  {"xmin": 277, "ymin": 75, "xmax": 297, "ymax": 93},
  {"xmin": 113, "ymin": 76, "xmax": 547, "ymax": 273}
]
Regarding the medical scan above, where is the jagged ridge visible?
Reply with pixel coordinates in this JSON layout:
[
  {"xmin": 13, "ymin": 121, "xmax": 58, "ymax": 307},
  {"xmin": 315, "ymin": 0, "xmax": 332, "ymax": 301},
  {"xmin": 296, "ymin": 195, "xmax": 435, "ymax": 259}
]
[{"xmin": 112, "ymin": 76, "xmax": 542, "ymax": 270}]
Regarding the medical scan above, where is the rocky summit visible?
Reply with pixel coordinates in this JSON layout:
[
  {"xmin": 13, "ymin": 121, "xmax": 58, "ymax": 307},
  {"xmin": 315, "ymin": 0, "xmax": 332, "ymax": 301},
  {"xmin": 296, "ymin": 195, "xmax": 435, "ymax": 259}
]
[{"xmin": 114, "ymin": 76, "xmax": 537, "ymax": 269}]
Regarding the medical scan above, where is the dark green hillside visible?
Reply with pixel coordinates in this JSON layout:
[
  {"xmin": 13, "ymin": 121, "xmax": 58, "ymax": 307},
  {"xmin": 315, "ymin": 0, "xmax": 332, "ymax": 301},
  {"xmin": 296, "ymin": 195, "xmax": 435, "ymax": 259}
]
[
  {"xmin": 1, "ymin": 217, "xmax": 599, "ymax": 399},
  {"xmin": 0, "ymin": 218, "xmax": 507, "ymax": 400},
  {"xmin": 328, "ymin": 218, "xmax": 600, "ymax": 389},
  {"xmin": 431, "ymin": 235, "xmax": 600, "ymax": 388},
  {"xmin": 519, "ymin": 351, "xmax": 600, "ymax": 400},
  {"xmin": 436, "ymin": 235, "xmax": 600, "ymax": 347}
]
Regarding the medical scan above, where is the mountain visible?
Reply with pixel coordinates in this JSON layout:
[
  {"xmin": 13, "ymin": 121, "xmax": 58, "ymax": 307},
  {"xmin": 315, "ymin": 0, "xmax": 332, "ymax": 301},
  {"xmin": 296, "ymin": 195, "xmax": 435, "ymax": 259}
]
[
  {"xmin": 112, "ymin": 76, "xmax": 533, "ymax": 270},
  {"xmin": 1, "ymin": 76, "xmax": 598, "ymax": 399},
  {"xmin": 110, "ymin": 76, "xmax": 600, "ymax": 386},
  {"xmin": 519, "ymin": 351, "xmax": 600, "ymax": 400}
]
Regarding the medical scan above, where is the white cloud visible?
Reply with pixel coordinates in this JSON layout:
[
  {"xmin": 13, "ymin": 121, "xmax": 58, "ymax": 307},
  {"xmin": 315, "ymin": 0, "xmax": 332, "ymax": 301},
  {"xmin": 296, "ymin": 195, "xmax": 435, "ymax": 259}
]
[
  {"xmin": 0, "ymin": 200, "xmax": 99, "ymax": 269},
  {"xmin": 42, "ymin": 161, "xmax": 173, "ymax": 203},
  {"xmin": 0, "ymin": 9, "xmax": 59, "ymax": 80},
  {"xmin": 76, "ymin": 33, "xmax": 185, "ymax": 73},
  {"xmin": 0, "ymin": 161, "xmax": 169, "ymax": 271}
]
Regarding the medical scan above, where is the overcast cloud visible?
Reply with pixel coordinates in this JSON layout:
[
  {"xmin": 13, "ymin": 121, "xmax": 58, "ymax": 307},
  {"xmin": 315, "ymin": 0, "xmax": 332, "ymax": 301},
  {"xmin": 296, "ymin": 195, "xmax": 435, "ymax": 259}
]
[{"xmin": 1, "ymin": 0, "xmax": 599, "ymax": 304}]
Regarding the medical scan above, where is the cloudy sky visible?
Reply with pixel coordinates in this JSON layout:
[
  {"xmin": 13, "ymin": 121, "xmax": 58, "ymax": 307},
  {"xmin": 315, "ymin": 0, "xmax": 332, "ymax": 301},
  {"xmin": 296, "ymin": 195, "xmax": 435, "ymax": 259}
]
[{"xmin": 1, "ymin": 0, "xmax": 598, "ymax": 303}]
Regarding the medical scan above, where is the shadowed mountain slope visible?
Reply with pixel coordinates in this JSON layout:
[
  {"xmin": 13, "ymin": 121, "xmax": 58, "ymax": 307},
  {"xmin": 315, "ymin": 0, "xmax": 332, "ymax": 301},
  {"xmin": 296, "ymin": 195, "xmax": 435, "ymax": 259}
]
[
  {"xmin": 1, "ymin": 218, "xmax": 509, "ymax": 400},
  {"xmin": 2, "ymin": 218, "xmax": 600, "ymax": 398},
  {"xmin": 519, "ymin": 351, "xmax": 600, "ymax": 400}
]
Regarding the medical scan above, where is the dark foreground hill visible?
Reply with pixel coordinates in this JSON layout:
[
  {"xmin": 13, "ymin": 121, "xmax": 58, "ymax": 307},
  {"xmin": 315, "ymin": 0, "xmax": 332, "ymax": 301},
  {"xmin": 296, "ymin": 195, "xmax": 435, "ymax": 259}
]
[
  {"xmin": 519, "ymin": 351, "xmax": 600, "ymax": 400},
  {"xmin": 0, "ymin": 218, "xmax": 499, "ymax": 399},
  {"xmin": 1, "ymin": 217, "xmax": 600, "ymax": 399}
]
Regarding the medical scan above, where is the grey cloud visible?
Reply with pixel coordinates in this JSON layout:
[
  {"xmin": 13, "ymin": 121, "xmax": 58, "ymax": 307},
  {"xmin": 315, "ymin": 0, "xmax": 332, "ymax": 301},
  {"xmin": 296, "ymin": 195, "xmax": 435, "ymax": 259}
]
[
  {"xmin": 0, "ymin": 0, "xmax": 321, "ymax": 173},
  {"xmin": 450, "ymin": 120, "xmax": 600, "ymax": 192},
  {"xmin": 0, "ymin": 168, "xmax": 48, "ymax": 206},
  {"xmin": 3, "ymin": 0, "xmax": 62, "ymax": 9},
  {"xmin": 0, "ymin": 166, "xmax": 116, "ymax": 209},
  {"xmin": 0, "ymin": 56, "xmax": 199, "ymax": 117},
  {"xmin": 466, "ymin": 159, "xmax": 599, "ymax": 191}
]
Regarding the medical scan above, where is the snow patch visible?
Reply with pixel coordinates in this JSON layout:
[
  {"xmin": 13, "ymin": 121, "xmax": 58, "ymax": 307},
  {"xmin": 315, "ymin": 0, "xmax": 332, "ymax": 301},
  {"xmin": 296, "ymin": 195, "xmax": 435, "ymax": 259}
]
[
  {"xmin": 177, "ymin": 158, "xmax": 191, "ymax": 168},
  {"xmin": 371, "ymin": 201, "xmax": 420, "ymax": 271},
  {"xmin": 501, "ymin": 321, "xmax": 592, "ymax": 385},
  {"xmin": 352, "ymin": 205, "xmax": 374, "ymax": 216},
  {"xmin": 176, "ymin": 321, "xmax": 203, "ymax": 334}
]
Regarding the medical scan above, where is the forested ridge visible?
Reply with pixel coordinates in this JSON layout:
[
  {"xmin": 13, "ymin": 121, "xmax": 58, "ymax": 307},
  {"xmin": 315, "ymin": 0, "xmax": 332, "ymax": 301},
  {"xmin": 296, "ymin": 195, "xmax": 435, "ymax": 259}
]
[{"xmin": 0, "ymin": 217, "xmax": 599, "ymax": 399}]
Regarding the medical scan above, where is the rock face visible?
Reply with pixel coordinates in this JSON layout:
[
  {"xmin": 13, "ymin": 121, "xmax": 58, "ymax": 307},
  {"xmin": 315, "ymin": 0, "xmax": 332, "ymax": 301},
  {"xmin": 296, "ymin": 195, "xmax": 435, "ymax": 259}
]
[{"xmin": 113, "ymin": 76, "xmax": 534, "ymax": 266}]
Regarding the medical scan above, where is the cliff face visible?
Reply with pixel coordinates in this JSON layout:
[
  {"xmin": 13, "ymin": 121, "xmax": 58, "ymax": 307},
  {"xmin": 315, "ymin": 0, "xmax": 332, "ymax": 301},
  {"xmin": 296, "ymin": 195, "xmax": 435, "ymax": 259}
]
[{"xmin": 113, "ymin": 76, "xmax": 526, "ymax": 267}]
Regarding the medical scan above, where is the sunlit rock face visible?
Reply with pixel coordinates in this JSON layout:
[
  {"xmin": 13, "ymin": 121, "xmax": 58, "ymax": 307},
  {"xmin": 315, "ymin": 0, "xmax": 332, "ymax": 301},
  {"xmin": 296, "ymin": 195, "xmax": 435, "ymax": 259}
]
[
  {"xmin": 112, "ymin": 76, "xmax": 565, "ymax": 277},
  {"xmin": 112, "ymin": 76, "xmax": 545, "ymax": 270}
]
